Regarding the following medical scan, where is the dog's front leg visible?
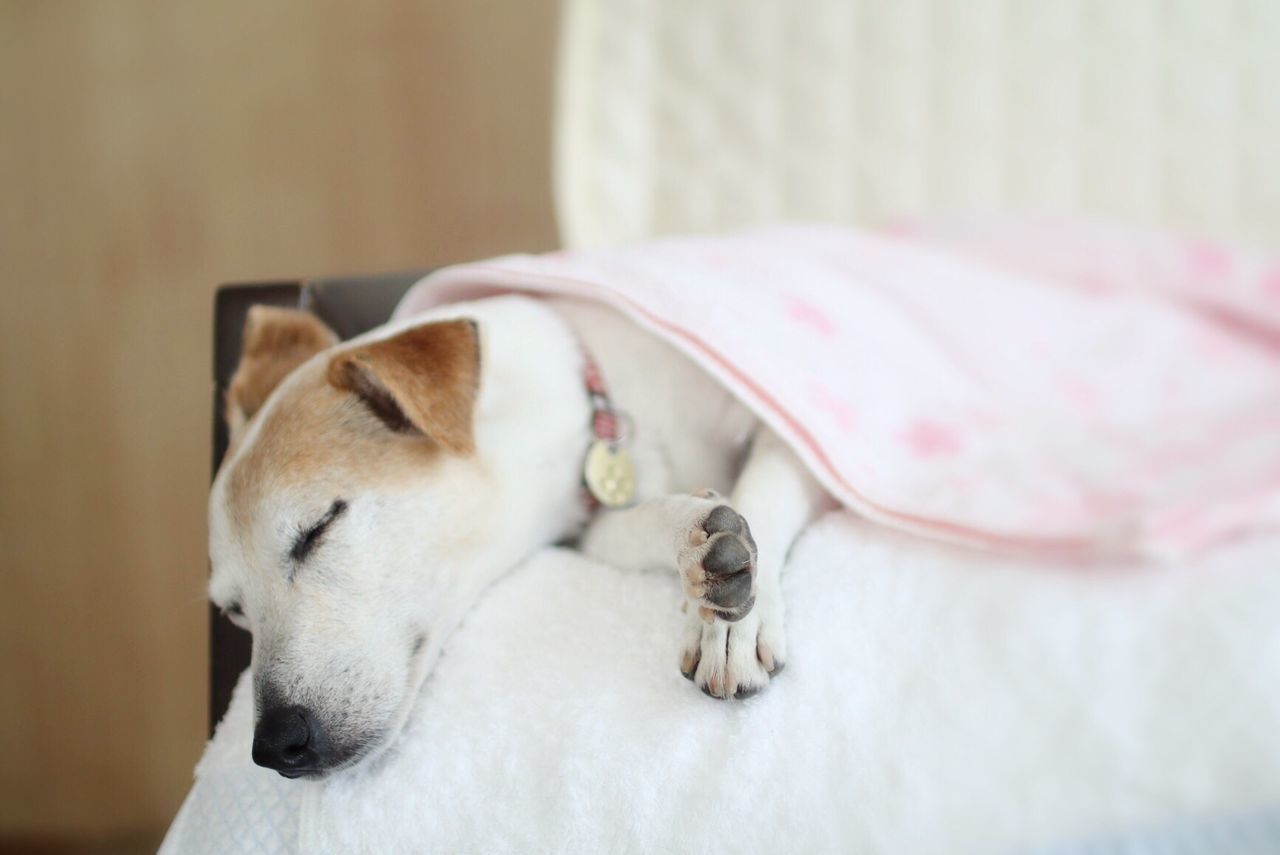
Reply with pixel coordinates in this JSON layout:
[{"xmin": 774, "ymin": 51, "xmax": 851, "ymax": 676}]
[
  {"xmin": 682, "ymin": 429, "xmax": 827, "ymax": 698},
  {"xmin": 579, "ymin": 428, "xmax": 826, "ymax": 698}
]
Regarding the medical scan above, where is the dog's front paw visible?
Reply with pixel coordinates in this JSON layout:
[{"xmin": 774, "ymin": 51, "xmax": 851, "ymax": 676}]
[
  {"xmin": 678, "ymin": 602, "xmax": 787, "ymax": 700},
  {"xmin": 674, "ymin": 495, "xmax": 786, "ymax": 699},
  {"xmin": 677, "ymin": 500, "xmax": 757, "ymax": 622}
]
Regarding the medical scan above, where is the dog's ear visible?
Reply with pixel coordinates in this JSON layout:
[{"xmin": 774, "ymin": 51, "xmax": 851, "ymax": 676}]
[
  {"xmin": 327, "ymin": 319, "xmax": 480, "ymax": 455},
  {"xmin": 226, "ymin": 306, "xmax": 338, "ymax": 442}
]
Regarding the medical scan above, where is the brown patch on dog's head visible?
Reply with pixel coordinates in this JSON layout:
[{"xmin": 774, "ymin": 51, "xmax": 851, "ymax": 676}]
[
  {"xmin": 226, "ymin": 306, "xmax": 339, "ymax": 443},
  {"xmin": 221, "ymin": 318, "xmax": 483, "ymax": 529},
  {"xmin": 328, "ymin": 320, "xmax": 480, "ymax": 455}
]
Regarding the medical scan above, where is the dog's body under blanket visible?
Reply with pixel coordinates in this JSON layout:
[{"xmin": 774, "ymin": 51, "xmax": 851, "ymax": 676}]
[{"xmin": 396, "ymin": 221, "xmax": 1280, "ymax": 557}]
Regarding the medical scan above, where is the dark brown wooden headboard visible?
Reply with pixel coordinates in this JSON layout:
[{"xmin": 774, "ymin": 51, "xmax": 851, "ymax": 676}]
[{"xmin": 209, "ymin": 270, "xmax": 428, "ymax": 734}]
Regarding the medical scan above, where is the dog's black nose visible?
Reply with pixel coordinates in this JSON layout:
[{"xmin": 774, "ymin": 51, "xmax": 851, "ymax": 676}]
[{"xmin": 252, "ymin": 705, "xmax": 322, "ymax": 777}]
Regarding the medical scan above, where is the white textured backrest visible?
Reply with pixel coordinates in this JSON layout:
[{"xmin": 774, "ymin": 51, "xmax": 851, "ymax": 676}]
[{"xmin": 555, "ymin": 0, "xmax": 1280, "ymax": 249}]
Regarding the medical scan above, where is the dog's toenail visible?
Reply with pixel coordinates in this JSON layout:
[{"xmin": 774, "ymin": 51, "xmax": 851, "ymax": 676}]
[
  {"xmin": 734, "ymin": 684, "xmax": 761, "ymax": 700},
  {"xmin": 757, "ymin": 645, "xmax": 775, "ymax": 673},
  {"xmin": 689, "ymin": 528, "xmax": 708, "ymax": 546}
]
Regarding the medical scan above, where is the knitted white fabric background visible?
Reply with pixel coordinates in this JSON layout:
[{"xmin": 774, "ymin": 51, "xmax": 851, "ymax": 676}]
[{"xmin": 555, "ymin": 0, "xmax": 1280, "ymax": 250}]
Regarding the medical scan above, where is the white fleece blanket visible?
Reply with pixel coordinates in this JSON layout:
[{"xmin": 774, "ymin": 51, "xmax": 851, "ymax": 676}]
[{"xmin": 163, "ymin": 513, "xmax": 1280, "ymax": 854}]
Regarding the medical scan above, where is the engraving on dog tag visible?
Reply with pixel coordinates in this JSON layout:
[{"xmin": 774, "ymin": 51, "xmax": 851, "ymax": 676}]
[{"xmin": 584, "ymin": 439, "xmax": 636, "ymax": 508}]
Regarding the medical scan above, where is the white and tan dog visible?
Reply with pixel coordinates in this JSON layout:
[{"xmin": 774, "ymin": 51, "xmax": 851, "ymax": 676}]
[{"xmin": 209, "ymin": 295, "xmax": 827, "ymax": 778}]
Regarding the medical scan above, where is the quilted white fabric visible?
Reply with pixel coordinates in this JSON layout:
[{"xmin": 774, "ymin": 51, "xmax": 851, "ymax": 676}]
[
  {"xmin": 555, "ymin": 0, "xmax": 1280, "ymax": 250},
  {"xmin": 162, "ymin": 680, "xmax": 303, "ymax": 855}
]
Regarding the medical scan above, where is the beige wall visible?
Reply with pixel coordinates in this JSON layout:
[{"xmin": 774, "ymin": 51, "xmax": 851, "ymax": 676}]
[{"xmin": 0, "ymin": 0, "xmax": 559, "ymax": 844}]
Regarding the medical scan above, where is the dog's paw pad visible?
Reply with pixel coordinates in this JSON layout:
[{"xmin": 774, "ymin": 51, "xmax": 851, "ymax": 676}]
[
  {"xmin": 702, "ymin": 504, "xmax": 745, "ymax": 536},
  {"xmin": 703, "ymin": 531, "xmax": 752, "ymax": 575},
  {"xmin": 680, "ymin": 504, "xmax": 757, "ymax": 622}
]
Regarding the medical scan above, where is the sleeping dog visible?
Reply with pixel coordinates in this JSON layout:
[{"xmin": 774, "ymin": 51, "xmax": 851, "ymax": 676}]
[{"xmin": 209, "ymin": 296, "xmax": 827, "ymax": 778}]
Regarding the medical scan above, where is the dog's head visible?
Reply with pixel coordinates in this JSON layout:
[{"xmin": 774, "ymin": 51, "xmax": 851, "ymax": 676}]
[{"xmin": 209, "ymin": 306, "xmax": 490, "ymax": 778}]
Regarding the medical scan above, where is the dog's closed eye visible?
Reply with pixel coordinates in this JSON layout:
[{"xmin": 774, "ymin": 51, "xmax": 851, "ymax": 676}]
[{"xmin": 290, "ymin": 499, "xmax": 348, "ymax": 564}]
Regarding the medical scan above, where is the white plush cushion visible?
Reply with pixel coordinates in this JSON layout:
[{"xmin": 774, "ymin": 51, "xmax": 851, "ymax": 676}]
[
  {"xmin": 163, "ymin": 515, "xmax": 1280, "ymax": 853},
  {"xmin": 555, "ymin": 0, "xmax": 1280, "ymax": 250}
]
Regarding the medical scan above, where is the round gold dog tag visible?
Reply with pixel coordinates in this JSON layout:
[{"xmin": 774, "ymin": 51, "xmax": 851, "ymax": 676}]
[{"xmin": 584, "ymin": 440, "xmax": 636, "ymax": 508}]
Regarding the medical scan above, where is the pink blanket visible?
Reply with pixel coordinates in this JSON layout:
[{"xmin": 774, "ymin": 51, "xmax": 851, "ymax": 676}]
[{"xmin": 394, "ymin": 222, "xmax": 1280, "ymax": 557}]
